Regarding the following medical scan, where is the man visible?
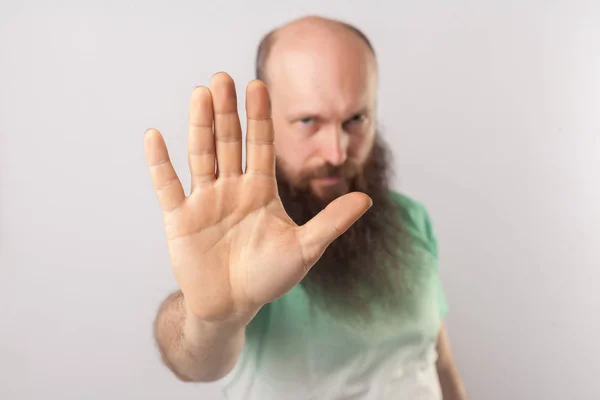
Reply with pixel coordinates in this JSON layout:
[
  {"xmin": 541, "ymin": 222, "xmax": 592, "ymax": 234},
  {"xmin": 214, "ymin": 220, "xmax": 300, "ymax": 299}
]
[{"xmin": 144, "ymin": 15, "xmax": 466, "ymax": 399}]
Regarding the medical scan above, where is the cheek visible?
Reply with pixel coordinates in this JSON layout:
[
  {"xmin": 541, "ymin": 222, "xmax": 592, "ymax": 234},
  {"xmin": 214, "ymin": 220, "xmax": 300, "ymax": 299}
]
[
  {"xmin": 348, "ymin": 130, "xmax": 375, "ymax": 163},
  {"xmin": 274, "ymin": 131, "xmax": 311, "ymax": 177}
]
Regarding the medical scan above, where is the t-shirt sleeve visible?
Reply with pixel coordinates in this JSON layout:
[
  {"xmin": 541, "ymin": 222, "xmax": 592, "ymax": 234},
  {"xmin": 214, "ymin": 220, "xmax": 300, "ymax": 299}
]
[
  {"xmin": 391, "ymin": 190, "xmax": 449, "ymax": 320},
  {"xmin": 422, "ymin": 205, "xmax": 449, "ymax": 319}
]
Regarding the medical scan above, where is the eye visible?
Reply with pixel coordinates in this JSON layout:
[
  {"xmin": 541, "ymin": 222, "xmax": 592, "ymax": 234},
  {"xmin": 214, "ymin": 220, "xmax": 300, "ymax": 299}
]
[
  {"xmin": 295, "ymin": 116, "xmax": 319, "ymax": 135},
  {"xmin": 349, "ymin": 114, "xmax": 364, "ymax": 123},
  {"xmin": 343, "ymin": 113, "xmax": 367, "ymax": 132},
  {"xmin": 299, "ymin": 117, "xmax": 315, "ymax": 125}
]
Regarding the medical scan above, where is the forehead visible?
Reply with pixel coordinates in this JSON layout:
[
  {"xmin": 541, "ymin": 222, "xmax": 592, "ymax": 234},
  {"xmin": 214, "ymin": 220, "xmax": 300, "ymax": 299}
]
[{"xmin": 266, "ymin": 31, "xmax": 378, "ymax": 117}]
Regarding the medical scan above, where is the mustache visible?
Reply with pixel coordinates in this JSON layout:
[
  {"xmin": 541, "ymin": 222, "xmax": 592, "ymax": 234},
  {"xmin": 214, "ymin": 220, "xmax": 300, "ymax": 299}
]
[{"xmin": 299, "ymin": 161, "xmax": 361, "ymax": 181}]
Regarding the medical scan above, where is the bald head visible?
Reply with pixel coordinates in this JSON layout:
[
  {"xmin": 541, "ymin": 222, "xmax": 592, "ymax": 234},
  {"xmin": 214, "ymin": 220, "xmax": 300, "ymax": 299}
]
[{"xmin": 255, "ymin": 16, "xmax": 377, "ymax": 84}]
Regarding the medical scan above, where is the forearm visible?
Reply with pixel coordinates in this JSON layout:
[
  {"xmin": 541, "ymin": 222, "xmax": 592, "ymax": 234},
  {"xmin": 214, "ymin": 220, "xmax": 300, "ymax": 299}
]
[
  {"xmin": 154, "ymin": 291, "xmax": 246, "ymax": 382},
  {"xmin": 437, "ymin": 364, "xmax": 467, "ymax": 400}
]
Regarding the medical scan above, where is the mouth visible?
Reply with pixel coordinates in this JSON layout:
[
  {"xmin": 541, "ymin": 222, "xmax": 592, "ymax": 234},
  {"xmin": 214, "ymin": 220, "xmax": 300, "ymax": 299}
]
[{"xmin": 312, "ymin": 176, "xmax": 342, "ymax": 186}]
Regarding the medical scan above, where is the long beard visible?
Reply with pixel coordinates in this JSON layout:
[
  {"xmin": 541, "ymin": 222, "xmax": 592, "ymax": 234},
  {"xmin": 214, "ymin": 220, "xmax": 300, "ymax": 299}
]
[{"xmin": 276, "ymin": 134, "xmax": 413, "ymax": 325}]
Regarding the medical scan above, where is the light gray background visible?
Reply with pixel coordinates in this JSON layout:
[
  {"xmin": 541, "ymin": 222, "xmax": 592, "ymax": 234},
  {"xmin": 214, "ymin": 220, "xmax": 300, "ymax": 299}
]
[{"xmin": 1, "ymin": 1, "xmax": 598, "ymax": 399}]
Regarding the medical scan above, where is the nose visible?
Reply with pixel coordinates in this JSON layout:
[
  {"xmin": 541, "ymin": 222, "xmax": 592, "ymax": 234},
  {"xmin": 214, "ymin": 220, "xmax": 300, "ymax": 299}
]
[{"xmin": 319, "ymin": 126, "xmax": 348, "ymax": 166}]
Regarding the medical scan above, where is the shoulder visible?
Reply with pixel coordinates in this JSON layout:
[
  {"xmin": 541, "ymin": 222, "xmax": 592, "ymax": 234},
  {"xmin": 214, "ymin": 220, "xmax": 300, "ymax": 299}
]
[{"xmin": 389, "ymin": 190, "xmax": 438, "ymax": 258}]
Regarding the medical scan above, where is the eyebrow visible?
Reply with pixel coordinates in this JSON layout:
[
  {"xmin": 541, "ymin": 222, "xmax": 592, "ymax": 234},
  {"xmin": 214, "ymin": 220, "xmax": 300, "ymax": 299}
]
[
  {"xmin": 288, "ymin": 113, "xmax": 321, "ymax": 122},
  {"xmin": 346, "ymin": 107, "xmax": 370, "ymax": 118},
  {"xmin": 287, "ymin": 107, "xmax": 370, "ymax": 123}
]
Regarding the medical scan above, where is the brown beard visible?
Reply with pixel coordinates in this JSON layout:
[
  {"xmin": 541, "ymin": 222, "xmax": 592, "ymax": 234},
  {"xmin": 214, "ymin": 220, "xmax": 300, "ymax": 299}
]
[{"xmin": 276, "ymin": 133, "xmax": 413, "ymax": 324}]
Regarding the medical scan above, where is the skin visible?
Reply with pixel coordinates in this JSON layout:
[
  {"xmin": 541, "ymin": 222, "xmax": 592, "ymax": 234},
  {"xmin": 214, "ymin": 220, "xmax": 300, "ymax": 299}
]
[
  {"xmin": 267, "ymin": 18, "xmax": 377, "ymax": 198},
  {"xmin": 148, "ymin": 15, "xmax": 466, "ymax": 399}
]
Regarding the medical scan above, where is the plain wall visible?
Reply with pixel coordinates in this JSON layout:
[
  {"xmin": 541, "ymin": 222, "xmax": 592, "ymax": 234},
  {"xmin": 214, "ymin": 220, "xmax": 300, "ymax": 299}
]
[{"xmin": 1, "ymin": 1, "xmax": 598, "ymax": 399}]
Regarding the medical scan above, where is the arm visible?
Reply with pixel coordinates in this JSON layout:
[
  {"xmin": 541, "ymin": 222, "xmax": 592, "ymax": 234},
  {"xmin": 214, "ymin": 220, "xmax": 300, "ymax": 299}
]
[
  {"xmin": 436, "ymin": 323, "xmax": 467, "ymax": 400},
  {"xmin": 153, "ymin": 291, "xmax": 246, "ymax": 382},
  {"xmin": 145, "ymin": 74, "xmax": 369, "ymax": 383}
]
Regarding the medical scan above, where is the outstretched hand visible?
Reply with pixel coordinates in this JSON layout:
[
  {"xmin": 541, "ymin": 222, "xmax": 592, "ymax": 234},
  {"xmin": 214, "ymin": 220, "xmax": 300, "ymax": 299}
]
[{"xmin": 144, "ymin": 72, "xmax": 372, "ymax": 324}]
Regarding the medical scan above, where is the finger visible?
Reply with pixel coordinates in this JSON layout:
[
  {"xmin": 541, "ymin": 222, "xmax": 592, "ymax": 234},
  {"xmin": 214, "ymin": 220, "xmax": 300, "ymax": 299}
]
[
  {"xmin": 188, "ymin": 86, "xmax": 216, "ymax": 189},
  {"xmin": 295, "ymin": 192, "xmax": 372, "ymax": 267},
  {"xmin": 245, "ymin": 80, "xmax": 275, "ymax": 177},
  {"xmin": 144, "ymin": 128, "xmax": 185, "ymax": 212},
  {"xmin": 210, "ymin": 72, "xmax": 242, "ymax": 177}
]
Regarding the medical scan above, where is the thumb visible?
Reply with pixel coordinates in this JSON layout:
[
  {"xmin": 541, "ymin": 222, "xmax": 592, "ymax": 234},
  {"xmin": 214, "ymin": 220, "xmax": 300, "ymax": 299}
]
[{"xmin": 295, "ymin": 192, "xmax": 372, "ymax": 268}]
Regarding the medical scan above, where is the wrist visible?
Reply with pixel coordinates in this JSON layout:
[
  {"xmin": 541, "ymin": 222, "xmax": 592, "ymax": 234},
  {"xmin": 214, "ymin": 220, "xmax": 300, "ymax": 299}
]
[{"xmin": 182, "ymin": 299, "xmax": 252, "ymax": 341}]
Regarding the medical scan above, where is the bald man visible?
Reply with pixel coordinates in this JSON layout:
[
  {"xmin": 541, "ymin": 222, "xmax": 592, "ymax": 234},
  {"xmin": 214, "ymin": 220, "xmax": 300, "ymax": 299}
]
[{"xmin": 146, "ymin": 16, "xmax": 466, "ymax": 400}]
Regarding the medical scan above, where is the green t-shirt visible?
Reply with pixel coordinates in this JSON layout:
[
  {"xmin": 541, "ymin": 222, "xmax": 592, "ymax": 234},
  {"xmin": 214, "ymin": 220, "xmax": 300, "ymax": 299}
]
[
  {"xmin": 218, "ymin": 191, "xmax": 448, "ymax": 400},
  {"xmin": 392, "ymin": 191, "xmax": 448, "ymax": 318}
]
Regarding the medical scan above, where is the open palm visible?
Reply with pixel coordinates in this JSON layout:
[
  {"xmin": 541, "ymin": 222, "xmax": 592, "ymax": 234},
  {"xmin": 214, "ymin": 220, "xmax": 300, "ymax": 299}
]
[{"xmin": 144, "ymin": 73, "xmax": 371, "ymax": 324}]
